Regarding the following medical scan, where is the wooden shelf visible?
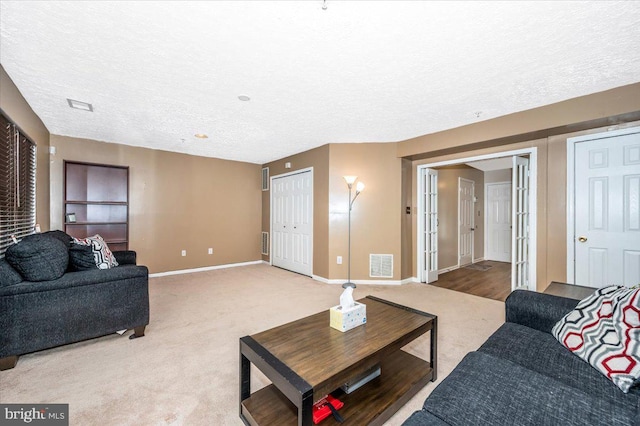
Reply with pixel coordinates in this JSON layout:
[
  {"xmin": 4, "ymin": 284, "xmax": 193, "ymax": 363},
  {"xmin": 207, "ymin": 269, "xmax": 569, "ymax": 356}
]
[
  {"xmin": 65, "ymin": 201, "xmax": 128, "ymax": 205},
  {"xmin": 65, "ymin": 222, "xmax": 128, "ymax": 226},
  {"xmin": 241, "ymin": 350, "xmax": 432, "ymax": 426},
  {"xmin": 64, "ymin": 161, "xmax": 129, "ymax": 251}
]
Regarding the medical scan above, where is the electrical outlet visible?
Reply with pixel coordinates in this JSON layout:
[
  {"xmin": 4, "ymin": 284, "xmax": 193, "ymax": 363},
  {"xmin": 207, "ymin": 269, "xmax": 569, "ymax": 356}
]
[
  {"xmin": 181, "ymin": 250, "xmax": 187, "ymax": 257},
  {"xmin": 337, "ymin": 256, "xmax": 343, "ymax": 265},
  {"xmin": 208, "ymin": 248, "xmax": 213, "ymax": 255}
]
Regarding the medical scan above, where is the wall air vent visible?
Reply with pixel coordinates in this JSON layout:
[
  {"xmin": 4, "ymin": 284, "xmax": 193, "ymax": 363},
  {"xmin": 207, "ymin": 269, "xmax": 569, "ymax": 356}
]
[
  {"xmin": 370, "ymin": 254, "xmax": 393, "ymax": 278},
  {"xmin": 261, "ymin": 167, "xmax": 269, "ymax": 191},
  {"xmin": 261, "ymin": 232, "xmax": 269, "ymax": 255}
]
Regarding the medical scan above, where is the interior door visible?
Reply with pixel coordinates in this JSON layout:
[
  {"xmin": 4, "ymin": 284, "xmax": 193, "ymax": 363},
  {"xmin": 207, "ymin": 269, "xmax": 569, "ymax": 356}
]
[
  {"xmin": 574, "ymin": 131, "xmax": 640, "ymax": 288},
  {"xmin": 511, "ymin": 156, "xmax": 530, "ymax": 290},
  {"xmin": 271, "ymin": 170, "xmax": 313, "ymax": 276},
  {"xmin": 486, "ymin": 182, "xmax": 512, "ymax": 262},
  {"xmin": 458, "ymin": 178, "xmax": 474, "ymax": 267}
]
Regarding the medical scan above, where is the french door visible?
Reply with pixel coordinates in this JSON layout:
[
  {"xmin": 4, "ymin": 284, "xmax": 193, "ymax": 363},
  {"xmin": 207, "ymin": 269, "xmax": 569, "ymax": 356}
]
[{"xmin": 511, "ymin": 156, "xmax": 530, "ymax": 290}]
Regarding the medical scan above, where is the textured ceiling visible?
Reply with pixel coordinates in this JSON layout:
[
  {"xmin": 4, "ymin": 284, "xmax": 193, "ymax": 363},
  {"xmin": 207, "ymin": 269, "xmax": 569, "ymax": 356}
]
[{"xmin": 1, "ymin": 1, "xmax": 640, "ymax": 164}]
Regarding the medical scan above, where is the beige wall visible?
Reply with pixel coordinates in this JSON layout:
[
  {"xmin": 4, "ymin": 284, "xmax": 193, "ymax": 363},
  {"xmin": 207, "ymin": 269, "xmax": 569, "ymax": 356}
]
[
  {"xmin": 50, "ymin": 135, "xmax": 262, "ymax": 273},
  {"xmin": 485, "ymin": 169, "xmax": 511, "ymax": 184},
  {"xmin": 262, "ymin": 143, "xmax": 403, "ymax": 281},
  {"xmin": 435, "ymin": 166, "xmax": 484, "ymax": 269},
  {"xmin": 0, "ymin": 65, "xmax": 50, "ymax": 229},
  {"xmin": 328, "ymin": 143, "xmax": 402, "ymax": 281}
]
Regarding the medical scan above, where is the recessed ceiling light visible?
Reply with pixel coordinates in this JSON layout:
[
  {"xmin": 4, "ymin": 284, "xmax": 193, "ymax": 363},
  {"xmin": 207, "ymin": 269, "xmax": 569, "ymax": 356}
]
[
  {"xmin": 194, "ymin": 134, "xmax": 208, "ymax": 139},
  {"xmin": 238, "ymin": 95, "xmax": 251, "ymax": 102},
  {"xmin": 67, "ymin": 98, "xmax": 93, "ymax": 112}
]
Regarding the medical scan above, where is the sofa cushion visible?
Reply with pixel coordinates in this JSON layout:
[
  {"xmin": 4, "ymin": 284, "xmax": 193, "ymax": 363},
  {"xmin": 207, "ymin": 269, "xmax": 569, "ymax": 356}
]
[
  {"xmin": 0, "ymin": 259, "xmax": 23, "ymax": 287},
  {"xmin": 479, "ymin": 322, "xmax": 640, "ymax": 407},
  {"xmin": 422, "ymin": 351, "xmax": 635, "ymax": 426},
  {"xmin": 68, "ymin": 243, "xmax": 98, "ymax": 271},
  {"xmin": 552, "ymin": 285, "xmax": 640, "ymax": 393},
  {"xmin": 5, "ymin": 234, "xmax": 69, "ymax": 281},
  {"xmin": 72, "ymin": 235, "xmax": 119, "ymax": 269}
]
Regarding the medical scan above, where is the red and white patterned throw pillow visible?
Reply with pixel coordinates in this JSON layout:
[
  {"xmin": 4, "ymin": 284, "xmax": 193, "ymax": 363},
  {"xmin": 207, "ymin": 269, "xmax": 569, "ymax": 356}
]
[
  {"xmin": 552, "ymin": 285, "xmax": 640, "ymax": 393},
  {"xmin": 73, "ymin": 234, "xmax": 119, "ymax": 269}
]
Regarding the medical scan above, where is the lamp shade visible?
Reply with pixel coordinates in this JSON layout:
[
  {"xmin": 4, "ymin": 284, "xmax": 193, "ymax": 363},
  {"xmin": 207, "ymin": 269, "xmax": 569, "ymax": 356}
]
[
  {"xmin": 355, "ymin": 182, "xmax": 365, "ymax": 193},
  {"xmin": 343, "ymin": 175, "xmax": 358, "ymax": 185}
]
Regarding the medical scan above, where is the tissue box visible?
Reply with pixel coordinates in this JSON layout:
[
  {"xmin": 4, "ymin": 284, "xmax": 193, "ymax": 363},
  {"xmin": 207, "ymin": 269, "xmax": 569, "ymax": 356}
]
[{"xmin": 330, "ymin": 302, "xmax": 367, "ymax": 332}]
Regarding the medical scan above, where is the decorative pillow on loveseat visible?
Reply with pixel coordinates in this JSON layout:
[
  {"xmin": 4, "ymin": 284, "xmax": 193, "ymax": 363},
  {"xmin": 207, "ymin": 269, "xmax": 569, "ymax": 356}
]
[
  {"xmin": 72, "ymin": 235, "xmax": 119, "ymax": 269},
  {"xmin": 552, "ymin": 285, "xmax": 640, "ymax": 393},
  {"xmin": 5, "ymin": 233, "xmax": 69, "ymax": 281},
  {"xmin": 68, "ymin": 243, "xmax": 98, "ymax": 271}
]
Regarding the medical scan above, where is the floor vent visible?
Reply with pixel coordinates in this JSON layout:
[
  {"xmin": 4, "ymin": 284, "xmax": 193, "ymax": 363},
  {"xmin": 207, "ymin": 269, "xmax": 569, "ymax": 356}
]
[
  {"xmin": 261, "ymin": 232, "xmax": 269, "ymax": 255},
  {"xmin": 370, "ymin": 254, "xmax": 393, "ymax": 278},
  {"xmin": 261, "ymin": 167, "xmax": 269, "ymax": 191}
]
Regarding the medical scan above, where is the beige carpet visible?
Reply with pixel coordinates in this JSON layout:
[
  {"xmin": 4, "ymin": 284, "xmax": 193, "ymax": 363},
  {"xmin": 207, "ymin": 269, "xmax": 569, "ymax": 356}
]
[{"xmin": 0, "ymin": 264, "xmax": 505, "ymax": 425}]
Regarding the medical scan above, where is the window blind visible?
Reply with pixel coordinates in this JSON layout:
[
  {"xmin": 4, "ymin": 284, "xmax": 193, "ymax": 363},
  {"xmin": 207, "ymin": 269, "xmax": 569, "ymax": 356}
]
[{"xmin": 0, "ymin": 112, "xmax": 37, "ymax": 256}]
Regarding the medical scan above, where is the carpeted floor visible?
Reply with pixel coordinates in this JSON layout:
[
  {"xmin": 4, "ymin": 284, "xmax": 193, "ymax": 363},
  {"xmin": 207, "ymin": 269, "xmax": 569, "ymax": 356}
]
[{"xmin": 0, "ymin": 264, "xmax": 505, "ymax": 425}]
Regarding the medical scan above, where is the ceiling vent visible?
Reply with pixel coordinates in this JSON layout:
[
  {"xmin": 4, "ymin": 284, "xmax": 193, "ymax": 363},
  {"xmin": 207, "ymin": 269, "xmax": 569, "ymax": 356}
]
[
  {"xmin": 370, "ymin": 254, "xmax": 393, "ymax": 278},
  {"xmin": 66, "ymin": 98, "xmax": 93, "ymax": 112}
]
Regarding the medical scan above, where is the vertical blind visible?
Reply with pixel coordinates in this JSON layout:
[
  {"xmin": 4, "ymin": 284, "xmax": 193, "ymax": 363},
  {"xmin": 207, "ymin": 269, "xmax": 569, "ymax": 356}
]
[{"xmin": 0, "ymin": 112, "xmax": 37, "ymax": 256}]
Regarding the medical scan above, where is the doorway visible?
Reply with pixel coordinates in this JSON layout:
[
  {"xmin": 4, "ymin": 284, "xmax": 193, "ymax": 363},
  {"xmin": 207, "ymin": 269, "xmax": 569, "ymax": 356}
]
[
  {"xmin": 567, "ymin": 127, "xmax": 640, "ymax": 288},
  {"xmin": 270, "ymin": 169, "xmax": 313, "ymax": 276},
  {"xmin": 417, "ymin": 148, "xmax": 537, "ymax": 292}
]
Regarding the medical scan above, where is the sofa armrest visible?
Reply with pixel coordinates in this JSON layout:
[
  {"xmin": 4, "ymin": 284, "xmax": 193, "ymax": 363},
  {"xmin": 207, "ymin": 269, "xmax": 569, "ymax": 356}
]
[
  {"xmin": 505, "ymin": 290, "xmax": 580, "ymax": 334},
  {"xmin": 113, "ymin": 250, "xmax": 136, "ymax": 265}
]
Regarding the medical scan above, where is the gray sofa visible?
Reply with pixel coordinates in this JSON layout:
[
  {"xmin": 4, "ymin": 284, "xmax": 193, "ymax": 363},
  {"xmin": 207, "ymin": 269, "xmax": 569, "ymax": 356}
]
[
  {"xmin": 0, "ymin": 231, "xmax": 149, "ymax": 370},
  {"xmin": 403, "ymin": 290, "xmax": 637, "ymax": 426}
]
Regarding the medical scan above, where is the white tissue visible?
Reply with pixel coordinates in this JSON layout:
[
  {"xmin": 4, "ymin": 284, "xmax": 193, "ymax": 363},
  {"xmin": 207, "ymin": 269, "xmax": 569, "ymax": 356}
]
[{"xmin": 340, "ymin": 287, "xmax": 355, "ymax": 309}]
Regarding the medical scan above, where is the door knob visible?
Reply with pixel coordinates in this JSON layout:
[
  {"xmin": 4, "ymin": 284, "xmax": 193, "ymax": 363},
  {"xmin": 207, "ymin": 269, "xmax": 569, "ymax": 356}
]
[{"xmin": 578, "ymin": 236, "xmax": 587, "ymax": 242}]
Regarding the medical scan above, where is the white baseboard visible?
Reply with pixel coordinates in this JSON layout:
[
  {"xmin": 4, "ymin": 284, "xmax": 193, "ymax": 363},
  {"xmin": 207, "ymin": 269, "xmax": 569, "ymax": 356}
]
[
  {"xmin": 149, "ymin": 260, "xmax": 263, "ymax": 277},
  {"xmin": 438, "ymin": 265, "xmax": 459, "ymax": 274},
  {"xmin": 473, "ymin": 257, "xmax": 485, "ymax": 262},
  {"xmin": 311, "ymin": 275, "xmax": 416, "ymax": 286}
]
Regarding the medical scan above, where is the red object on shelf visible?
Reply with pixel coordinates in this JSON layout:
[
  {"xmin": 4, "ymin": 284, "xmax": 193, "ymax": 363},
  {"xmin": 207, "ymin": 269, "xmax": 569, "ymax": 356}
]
[{"xmin": 312, "ymin": 395, "xmax": 344, "ymax": 424}]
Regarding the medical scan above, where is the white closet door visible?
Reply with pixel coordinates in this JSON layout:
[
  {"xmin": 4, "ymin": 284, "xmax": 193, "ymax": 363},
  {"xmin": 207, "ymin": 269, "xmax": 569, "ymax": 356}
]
[{"xmin": 271, "ymin": 170, "xmax": 313, "ymax": 276}]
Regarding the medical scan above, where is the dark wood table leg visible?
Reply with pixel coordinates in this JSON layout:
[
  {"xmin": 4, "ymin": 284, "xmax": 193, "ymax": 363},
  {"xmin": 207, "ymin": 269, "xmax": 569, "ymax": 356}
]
[
  {"xmin": 240, "ymin": 348, "xmax": 251, "ymax": 418},
  {"xmin": 430, "ymin": 316, "xmax": 437, "ymax": 381}
]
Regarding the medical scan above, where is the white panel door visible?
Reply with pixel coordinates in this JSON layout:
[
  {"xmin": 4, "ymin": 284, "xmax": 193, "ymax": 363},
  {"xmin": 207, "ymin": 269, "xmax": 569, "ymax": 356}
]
[
  {"xmin": 421, "ymin": 168, "xmax": 439, "ymax": 283},
  {"xmin": 574, "ymin": 132, "xmax": 640, "ymax": 288},
  {"xmin": 458, "ymin": 178, "xmax": 474, "ymax": 267},
  {"xmin": 271, "ymin": 170, "xmax": 313, "ymax": 276},
  {"xmin": 486, "ymin": 182, "xmax": 512, "ymax": 262},
  {"xmin": 512, "ymin": 156, "xmax": 530, "ymax": 290}
]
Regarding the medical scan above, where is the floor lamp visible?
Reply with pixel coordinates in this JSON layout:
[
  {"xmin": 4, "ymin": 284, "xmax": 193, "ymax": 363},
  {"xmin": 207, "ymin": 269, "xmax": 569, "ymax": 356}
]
[{"xmin": 343, "ymin": 176, "xmax": 365, "ymax": 289}]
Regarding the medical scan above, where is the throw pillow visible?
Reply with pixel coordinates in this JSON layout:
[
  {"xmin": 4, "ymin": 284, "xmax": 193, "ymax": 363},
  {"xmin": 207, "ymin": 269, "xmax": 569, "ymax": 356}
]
[
  {"xmin": 5, "ymin": 233, "xmax": 69, "ymax": 281},
  {"xmin": 552, "ymin": 285, "xmax": 640, "ymax": 393},
  {"xmin": 68, "ymin": 243, "xmax": 99, "ymax": 271},
  {"xmin": 72, "ymin": 235, "xmax": 119, "ymax": 269}
]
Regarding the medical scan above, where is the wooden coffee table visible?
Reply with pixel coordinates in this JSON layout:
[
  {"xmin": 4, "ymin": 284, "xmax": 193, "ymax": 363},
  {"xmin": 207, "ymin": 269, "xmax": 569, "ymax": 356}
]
[{"xmin": 239, "ymin": 296, "xmax": 437, "ymax": 426}]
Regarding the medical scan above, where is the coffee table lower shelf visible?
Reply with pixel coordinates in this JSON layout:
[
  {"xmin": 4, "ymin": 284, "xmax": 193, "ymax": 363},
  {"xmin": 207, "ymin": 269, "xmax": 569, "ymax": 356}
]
[{"xmin": 241, "ymin": 349, "xmax": 432, "ymax": 426}]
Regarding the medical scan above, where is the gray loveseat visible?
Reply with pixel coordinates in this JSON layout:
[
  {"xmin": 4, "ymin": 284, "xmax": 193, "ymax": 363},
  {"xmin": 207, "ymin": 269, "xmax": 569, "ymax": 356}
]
[
  {"xmin": 403, "ymin": 290, "xmax": 637, "ymax": 426},
  {"xmin": 0, "ymin": 231, "xmax": 149, "ymax": 370}
]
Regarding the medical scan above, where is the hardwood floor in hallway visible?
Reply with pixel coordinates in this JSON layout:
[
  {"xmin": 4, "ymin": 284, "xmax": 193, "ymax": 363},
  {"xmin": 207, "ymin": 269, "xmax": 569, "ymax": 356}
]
[{"xmin": 430, "ymin": 260, "xmax": 511, "ymax": 302}]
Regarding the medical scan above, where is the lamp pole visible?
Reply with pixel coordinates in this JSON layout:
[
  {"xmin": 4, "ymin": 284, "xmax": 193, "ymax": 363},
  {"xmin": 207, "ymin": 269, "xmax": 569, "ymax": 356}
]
[{"xmin": 343, "ymin": 176, "xmax": 364, "ymax": 289}]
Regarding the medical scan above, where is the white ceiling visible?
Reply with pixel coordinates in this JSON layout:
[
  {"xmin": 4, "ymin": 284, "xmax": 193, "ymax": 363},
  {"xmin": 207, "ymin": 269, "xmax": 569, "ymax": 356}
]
[
  {"xmin": 1, "ymin": 1, "xmax": 639, "ymax": 164},
  {"xmin": 466, "ymin": 158, "xmax": 513, "ymax": 172}
]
